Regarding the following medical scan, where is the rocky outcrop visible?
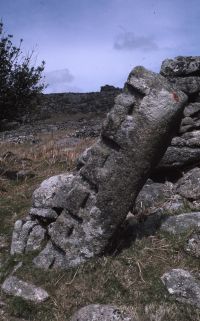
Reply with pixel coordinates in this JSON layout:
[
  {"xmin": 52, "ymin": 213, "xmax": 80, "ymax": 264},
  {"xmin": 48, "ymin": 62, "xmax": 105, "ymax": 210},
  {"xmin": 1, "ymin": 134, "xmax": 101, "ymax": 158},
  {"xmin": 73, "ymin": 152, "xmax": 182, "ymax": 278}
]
[{"xmin": 10, "ymin": 66, "xmax": 187, "ymax": 270}]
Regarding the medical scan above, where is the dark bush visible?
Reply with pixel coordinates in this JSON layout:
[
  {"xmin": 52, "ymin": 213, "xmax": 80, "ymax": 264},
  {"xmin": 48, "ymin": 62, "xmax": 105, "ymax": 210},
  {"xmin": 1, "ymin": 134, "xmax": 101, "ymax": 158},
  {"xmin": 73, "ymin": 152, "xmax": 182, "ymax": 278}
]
[{"xmin": 0, "ymin": 22, "xmax": 46, "ymax": 122}]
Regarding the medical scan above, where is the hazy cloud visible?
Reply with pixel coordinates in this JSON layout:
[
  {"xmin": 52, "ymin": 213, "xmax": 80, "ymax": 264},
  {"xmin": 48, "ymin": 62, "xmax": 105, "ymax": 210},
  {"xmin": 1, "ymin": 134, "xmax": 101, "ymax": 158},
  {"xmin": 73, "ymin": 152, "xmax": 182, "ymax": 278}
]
[
  {"xmin": 45, "ymin": 68, "xmax": 74, "ymax": 84},
  {"xmin": 114, "ymin": 31, "xmax": 158, "ymax": 51},
  {"xmin": 45, "ymin": 68, "xmax": 75, "ymax": 93}
]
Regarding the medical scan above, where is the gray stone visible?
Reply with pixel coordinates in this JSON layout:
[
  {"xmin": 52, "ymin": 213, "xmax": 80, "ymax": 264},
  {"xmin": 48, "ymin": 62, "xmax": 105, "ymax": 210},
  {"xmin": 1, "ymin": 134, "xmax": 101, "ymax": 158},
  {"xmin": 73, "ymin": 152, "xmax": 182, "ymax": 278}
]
[
  {"xmin": 180, "ymin": 116, "xmax": 194, "ymax": 126},
  {"xmin": 160, "ymin": 212, "xmax": 200, "ymax": 235},
  {"xmin": 1, "ymin": 276, "xmax": 49, "ymax": 303},
  {"xmin": 26, "ymin": 225, "xmax": 46, "ymax": 253},
  {"xmin": 158, "ymin": 146, "xmax": 200, "ymax": 169},
  {"xmin": 16, "ymin": 170, "xmax": 35, "ymax": 181},
  {"xmin": 70, "ymin": 304, "xmax": 135, "ymax": 321},
  {"xmin": 176, "ymin": 168, "xmax": 200, "ymax": 200},
  {"xmin": 11, "ymin": 220, "xmax": 46, "ymax": 255},
  {"xmin": 181, "ymin": 131, "xmax": 200, "ymax": 147},
  {"xmin": 184, "ymin": 102, "xmax": 200, "ymax": 117},
  {"xmin": 11, "ymin": 220, "xmax": 37, "ymax": 255},
  {"xmin": 29, "ymin": 207, "xmax": 58, "ymax": 220},
  {"xmin": 33, "ymin": 241, "xmax": 68, "ymax": 270},
  {"xmin": 185, "ymin": 232, "xmax": 200, "ymax": 258},
  {"xmin": 160, "ymin": 56, "xmax": 200, "ymax": 77},
  {"xmin": 161, "ymin": 269, "xmax": 200, "ymax": 308},
  {"xmin": 32, "ymin": 173, "xmax": 75, "ymax": 208},
  {"xmin": 173, "ymin": 77, "xmax": 200, "ymax": 95},
  {"xmin": 12, "ymin": 66, "xmax": 187, "ymax": 269},
  {"xmin": 134, "ymin": 180, "xmax": 174, "ymax": 215}
]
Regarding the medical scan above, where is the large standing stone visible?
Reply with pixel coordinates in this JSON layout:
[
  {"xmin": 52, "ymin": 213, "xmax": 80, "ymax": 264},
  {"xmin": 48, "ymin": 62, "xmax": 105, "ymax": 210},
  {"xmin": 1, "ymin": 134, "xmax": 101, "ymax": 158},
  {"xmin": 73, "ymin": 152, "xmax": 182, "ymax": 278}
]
[{"xmin": 11, "ymin": 66, "xmax": 187, "ymax": 269}]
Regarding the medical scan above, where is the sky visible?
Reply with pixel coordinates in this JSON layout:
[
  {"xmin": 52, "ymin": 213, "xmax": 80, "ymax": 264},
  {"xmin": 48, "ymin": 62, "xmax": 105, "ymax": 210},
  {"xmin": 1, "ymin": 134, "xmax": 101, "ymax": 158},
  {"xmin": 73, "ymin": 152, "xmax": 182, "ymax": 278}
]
[{"xmin": 1, "ymin": 0, "xmax": 200, "ymax": 93}]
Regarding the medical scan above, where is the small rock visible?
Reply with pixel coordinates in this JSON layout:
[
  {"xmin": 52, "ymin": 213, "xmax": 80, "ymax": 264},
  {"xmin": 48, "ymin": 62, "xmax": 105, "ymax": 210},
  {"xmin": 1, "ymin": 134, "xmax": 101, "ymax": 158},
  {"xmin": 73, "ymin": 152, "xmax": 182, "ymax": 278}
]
[
  {"xmin": 134, "ymin": 180, "xmax": 174, "ymax": 215},
  {"xmin": 0, "ymin": 235, "xmax": 8, "ymax": 250},
  {"xmin": 160, "ymin": 212, "xmax": 200, "ymax": 235},
  {"xmin": 32, "ymin": 174, "xmax": 75, "ymax": 208},
  {"xmin": 70, "ymin": 304, "xmax": 135, "ymax": 321},
  {"xmin": 11, "ymin": 220, "xmax": 37, "ymax": 255},
  {"xmin": 1, "ymin": 276, "xmax": 49, "ymax": 303},
  {"xmin": 161, "ymin": 269, "xmax": 200, "ymax": 308},
  {"xmin": 16, "ymin": 170, "xmax": 35, "ymax": 181},
  {"xmin": 29, "ymin": 207, "xmax": 58, "ymax": 221},
  {"xmin": 176, "ymin": 168, "xmax": 200, "ymax": 200},
  {"xmin": 174, "ymin": 77, "xmax": 200, "ymax": 95},
  {"xmin": 184, "ymin": 102, "xmax": 200, "ymax": 117},
  {"xmin": 185, "ymin": 231, "xmax": 200, "ymax": 258},
  {"xmin": 26, "ymin": 225, "xmax": 46, "ymax": 253}
]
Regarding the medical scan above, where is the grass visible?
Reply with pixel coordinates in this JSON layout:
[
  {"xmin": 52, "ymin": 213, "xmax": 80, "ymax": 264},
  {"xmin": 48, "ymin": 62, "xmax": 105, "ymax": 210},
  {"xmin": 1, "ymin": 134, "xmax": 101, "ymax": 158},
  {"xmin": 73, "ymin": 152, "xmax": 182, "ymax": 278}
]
[{"xmin": 0, "ymin": 129, "xmax": 200, "ymax": 321}]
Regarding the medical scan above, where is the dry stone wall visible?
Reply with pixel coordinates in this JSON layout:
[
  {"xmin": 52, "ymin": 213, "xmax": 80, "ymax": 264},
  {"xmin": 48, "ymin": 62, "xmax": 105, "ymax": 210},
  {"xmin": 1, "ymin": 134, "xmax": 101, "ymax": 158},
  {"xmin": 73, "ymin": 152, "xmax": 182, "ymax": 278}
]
[
  {"xmin": 158, "ymin": 56, "xmax": 200, "ymax": 171},
  {"xmin": 36, "ymin": 86, "xmax": 121, "ymax": 119}
]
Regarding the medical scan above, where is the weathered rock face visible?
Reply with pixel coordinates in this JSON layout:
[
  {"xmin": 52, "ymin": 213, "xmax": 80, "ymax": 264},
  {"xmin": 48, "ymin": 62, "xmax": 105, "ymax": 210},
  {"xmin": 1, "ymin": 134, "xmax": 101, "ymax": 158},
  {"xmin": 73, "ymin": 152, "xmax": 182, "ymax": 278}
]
[{"xmin": 11, "ymin": 66, "xmax": 187, "ymax": 269}]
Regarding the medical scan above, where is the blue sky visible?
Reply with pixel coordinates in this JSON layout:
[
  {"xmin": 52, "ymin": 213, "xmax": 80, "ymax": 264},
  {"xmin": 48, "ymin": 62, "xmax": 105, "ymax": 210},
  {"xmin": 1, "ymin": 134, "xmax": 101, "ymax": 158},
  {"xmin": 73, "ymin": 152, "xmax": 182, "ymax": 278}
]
[{"xmin": 1, "ymin": 0, "xmax": 200, "ymax": 93}]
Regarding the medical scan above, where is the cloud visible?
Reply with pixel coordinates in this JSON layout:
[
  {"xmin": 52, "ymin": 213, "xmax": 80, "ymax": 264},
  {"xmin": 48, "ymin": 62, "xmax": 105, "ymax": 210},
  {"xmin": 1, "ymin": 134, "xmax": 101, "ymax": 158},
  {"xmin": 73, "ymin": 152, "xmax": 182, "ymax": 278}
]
[
  {"xmin": 114, "ymin": 31, "xmax": 158, "ymax": 51},
  {"xmin": 44, "ymin": 68, "xmax": 75, "ymax": 93}
]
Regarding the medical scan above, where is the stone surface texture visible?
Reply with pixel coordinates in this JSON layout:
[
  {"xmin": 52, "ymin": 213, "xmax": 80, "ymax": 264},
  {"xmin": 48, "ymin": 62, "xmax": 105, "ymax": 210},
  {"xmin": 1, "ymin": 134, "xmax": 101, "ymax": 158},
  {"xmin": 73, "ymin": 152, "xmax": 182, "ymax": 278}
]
[
  {"xmin": 161, "ymin": 269, "xmax": 200, "ymax": 308},
  {"xmin": 1, "ymin": 276, "xmax": 49, "ymax": 303},
  {"xmin": 160, "ymin": 212, "xmax": 200, "ymax": 235},
  {"xmin": 70, "ymin": 304, "xmax": 135, "ymax": 321},
  {"xmin": 11, "ymin": 66, "xmax": 187, "ymax": 269}
]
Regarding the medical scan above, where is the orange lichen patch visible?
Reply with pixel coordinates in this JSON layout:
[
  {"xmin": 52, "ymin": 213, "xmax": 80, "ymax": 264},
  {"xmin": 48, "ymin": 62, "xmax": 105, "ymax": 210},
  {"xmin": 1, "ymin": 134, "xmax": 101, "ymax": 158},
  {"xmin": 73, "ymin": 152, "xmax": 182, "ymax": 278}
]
[{"xmin": 172, "ymin": 92, "xmax": 179, "ymax": 102}]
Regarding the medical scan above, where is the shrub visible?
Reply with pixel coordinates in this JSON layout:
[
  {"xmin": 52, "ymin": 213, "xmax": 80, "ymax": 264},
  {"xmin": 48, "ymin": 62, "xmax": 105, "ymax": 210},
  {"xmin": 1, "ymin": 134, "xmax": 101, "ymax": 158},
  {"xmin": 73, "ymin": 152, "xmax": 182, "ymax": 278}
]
[{"xmin": 0, "ymin": 22, "xmax": 46, "ymax": 122}]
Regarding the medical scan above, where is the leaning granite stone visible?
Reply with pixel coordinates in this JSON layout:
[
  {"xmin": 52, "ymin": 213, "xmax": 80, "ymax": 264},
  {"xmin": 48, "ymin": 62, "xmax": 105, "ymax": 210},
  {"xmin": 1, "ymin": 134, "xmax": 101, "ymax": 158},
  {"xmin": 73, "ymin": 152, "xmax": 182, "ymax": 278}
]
[
  {"xmin": 176, "ymin": 168, "xmax": 200, "ymax": 200},
  {"xmin": 11, "ymin": 220, "xmax": 37, "ymax": 255},
  {"xmin": 185, "ymin": 231, "xmax": 200, "ymax": 258},
  {"xmin": 160, "ymin": 56, "xmax": 200, "ymax": 77},
  {"xmin": 32, "ymin": 173, "xmax": 75, "ymax": 208},
  {"xmin": 70, "ymin": 304, "xmax": 135, "ymax": 321},
  {"xmin": 161, "ymin": 269, "xmax": 200, "ymax": 308},
  {"xmin": 13, "ymin": 66, "xmax": 187, "ymax": 270},
  {"xmin": 1, "ymin": 276, "xmax": 49, "ymax": 303},
  {"xmin": 160, "ymin": 212, "xmax": 200, "ymax": 235}
]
